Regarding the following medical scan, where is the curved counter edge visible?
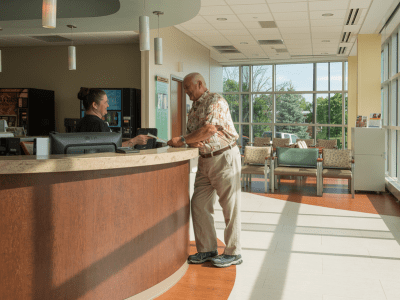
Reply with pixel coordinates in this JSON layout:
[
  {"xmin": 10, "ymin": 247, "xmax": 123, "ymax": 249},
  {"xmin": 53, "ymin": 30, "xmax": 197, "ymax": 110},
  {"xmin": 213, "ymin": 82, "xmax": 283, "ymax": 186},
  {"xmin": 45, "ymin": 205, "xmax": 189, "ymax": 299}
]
[
  {"xmin": 0, "ymin": 147, "xmax": 198, "ymax": 174},
  {"xmin": 126, "ymin": 262, "xmax": 189, "ymax": 300}
]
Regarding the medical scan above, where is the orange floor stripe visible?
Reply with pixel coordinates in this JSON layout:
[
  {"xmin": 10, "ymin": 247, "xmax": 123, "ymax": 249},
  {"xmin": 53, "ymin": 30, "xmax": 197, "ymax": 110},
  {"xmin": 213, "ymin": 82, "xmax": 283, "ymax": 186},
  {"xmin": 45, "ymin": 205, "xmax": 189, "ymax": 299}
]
[
  {"xmin": 248, "ymin": 177, "xmax": 400, "ymax": 217},
  {"xmin": 156, "ymin": 239, "xmax": 235, "ymax": 300}
]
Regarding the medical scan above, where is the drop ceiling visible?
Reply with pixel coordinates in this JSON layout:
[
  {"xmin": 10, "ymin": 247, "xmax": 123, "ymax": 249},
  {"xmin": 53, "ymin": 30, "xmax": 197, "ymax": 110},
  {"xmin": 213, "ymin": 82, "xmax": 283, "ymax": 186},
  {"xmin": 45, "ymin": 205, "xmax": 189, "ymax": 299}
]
[
  {"xmin": 174, "ymin": 0, "xmax": 398, "ymax": 65},
  {"xmin": 0, "ymin": 0, "xmax": 398, "ymax": 65}
]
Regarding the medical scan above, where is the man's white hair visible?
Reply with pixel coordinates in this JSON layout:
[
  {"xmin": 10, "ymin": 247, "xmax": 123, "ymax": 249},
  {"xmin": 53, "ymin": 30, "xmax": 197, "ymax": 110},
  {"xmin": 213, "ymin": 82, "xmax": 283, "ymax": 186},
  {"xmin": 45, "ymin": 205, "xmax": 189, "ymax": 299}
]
[{"xmin": 184, "ymin": 72, "xmax": 207, "ymax": 88}]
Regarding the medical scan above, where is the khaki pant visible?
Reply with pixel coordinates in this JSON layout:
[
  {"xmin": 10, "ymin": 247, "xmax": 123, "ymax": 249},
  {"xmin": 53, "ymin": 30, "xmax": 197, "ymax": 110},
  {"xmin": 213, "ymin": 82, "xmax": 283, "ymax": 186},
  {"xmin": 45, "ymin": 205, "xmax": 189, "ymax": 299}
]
[{"xmin": 191, "ymin": 145, "xmax": 241, "ymax": 255}]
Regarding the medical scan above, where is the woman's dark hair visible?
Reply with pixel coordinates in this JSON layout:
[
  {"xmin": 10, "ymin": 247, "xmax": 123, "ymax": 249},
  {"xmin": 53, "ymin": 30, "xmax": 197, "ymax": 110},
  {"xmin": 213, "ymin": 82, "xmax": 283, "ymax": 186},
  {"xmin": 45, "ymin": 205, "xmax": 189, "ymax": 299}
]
[{"xmin": 77, "ymin": 88, "xmax": 106, "ymax": 111}]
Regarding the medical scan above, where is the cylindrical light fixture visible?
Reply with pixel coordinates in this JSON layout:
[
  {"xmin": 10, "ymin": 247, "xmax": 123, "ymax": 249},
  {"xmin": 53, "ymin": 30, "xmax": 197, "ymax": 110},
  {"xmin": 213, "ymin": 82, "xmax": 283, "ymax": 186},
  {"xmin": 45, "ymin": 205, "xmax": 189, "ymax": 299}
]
[
  {"xmin": 139, "ymin": 16, "xmax": 150, "ymax": 51},
  {"xmin": 67, "ymin": 25, "xmax": 77, "ymax": 70},
  {"xmin": 0, "ymin": 50, "xmax": 2, "ymax": 73},
  {"xmin": 42, "ymin": 0, "xmax": 57, "ymax": 28},
  {"xmin": 68, "ymin": 46, "xmax": 76, "ymax": 70},
  {"xmin": 153, "ymin": 11, "xmax": 164, "ymax": 65}
]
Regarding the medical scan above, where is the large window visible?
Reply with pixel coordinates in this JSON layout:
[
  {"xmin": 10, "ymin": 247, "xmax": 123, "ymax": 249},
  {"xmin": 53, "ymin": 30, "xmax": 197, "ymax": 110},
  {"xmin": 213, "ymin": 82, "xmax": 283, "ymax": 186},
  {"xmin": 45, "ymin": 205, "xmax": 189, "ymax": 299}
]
[{"xmin": 223, "ymin": 62, "xmax": 348, "ymax": 150}]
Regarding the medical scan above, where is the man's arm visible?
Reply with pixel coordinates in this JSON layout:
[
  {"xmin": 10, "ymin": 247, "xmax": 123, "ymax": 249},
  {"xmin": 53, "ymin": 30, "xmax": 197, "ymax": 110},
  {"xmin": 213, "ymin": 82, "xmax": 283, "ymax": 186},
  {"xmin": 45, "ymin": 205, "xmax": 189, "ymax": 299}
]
[{"xmin": 167, "ymin": 124, "xmax": 223, "ymax": 147}]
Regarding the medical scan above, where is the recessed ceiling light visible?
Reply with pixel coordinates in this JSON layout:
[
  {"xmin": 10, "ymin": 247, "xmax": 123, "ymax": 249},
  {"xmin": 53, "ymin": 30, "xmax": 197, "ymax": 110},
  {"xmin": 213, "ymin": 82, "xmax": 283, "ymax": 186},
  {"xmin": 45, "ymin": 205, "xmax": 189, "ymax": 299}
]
[
  {"xmin": 322, "ymin": 52, "xmax": 329, "ymax": 54},
  {"xmin": 240, "ymin": 42, "xmax": 248, "ymax": 44},
  {"xmin": 322, "ymin": 13, "xmax": 334, "ymax": 17},
  {"xmin": 253, "ymin": 54, "xmax": 259, "ymax": 56},
  {"xmin": 322, "ymin": 40, "xmax": 330, "ymax": 42},
  {"xmin": 217, "ymin": 18, "xmax": 227, "ymax": 21},
  {"xmin": 253, "ymin": 17, "xmax": 258, "ymax": 19}
]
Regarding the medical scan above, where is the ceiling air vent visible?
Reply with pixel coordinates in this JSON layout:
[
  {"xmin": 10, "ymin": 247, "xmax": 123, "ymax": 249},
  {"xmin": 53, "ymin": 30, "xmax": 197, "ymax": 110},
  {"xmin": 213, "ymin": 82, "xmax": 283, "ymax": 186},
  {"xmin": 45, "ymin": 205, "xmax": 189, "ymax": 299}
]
[
  {"xmin": 212, "ymin": 45, "xmax": 241, "ymax": 54},
  {"xmin": 275, "ymin": 49, "xmax": 288, "ymax": 53},
  {"xmin": 28, "ymin": 35, "xmax": 72, "ymax": 42},
  {"xmin": 338, "ymin": 47, "xmax": 346, "ymax": 55},
  {"xmin": 258, "ymin": 39, "xmax": 283, "ymax": 45},
  {"xmin": 259, "ymin": 21, "xmax": 277, "ymax": 29},
  {"xmin": 346, "ymin": 8, "xmax": 362, "ymax": 25},
  {"xmin": 341, "ymin": 32, "xmax": 352, "ymax": 43}
]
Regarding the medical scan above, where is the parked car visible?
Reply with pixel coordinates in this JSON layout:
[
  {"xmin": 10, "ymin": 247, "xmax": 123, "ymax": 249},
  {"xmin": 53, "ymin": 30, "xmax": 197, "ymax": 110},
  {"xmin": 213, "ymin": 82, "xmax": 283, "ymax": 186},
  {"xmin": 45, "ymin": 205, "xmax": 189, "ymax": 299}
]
[{"xmin": 263, "ymin": 131, "xmax": 299, "ymax": 144}]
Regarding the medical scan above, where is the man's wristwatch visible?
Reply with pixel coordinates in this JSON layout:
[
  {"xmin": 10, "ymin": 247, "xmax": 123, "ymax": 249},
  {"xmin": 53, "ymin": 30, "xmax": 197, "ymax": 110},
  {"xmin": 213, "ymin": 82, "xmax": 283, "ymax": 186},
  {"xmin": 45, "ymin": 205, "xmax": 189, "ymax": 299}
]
[{"xmin": 180, "ymin": 136, "xmax": 187, "ymax": 147}]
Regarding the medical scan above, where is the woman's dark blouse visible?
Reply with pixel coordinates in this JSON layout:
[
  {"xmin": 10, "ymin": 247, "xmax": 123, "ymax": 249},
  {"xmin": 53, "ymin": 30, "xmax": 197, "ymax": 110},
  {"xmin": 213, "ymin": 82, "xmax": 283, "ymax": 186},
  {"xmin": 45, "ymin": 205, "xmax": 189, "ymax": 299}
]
[{"xmin": 76, "ymin": 115, "xmax": 110, "ymax": 132}]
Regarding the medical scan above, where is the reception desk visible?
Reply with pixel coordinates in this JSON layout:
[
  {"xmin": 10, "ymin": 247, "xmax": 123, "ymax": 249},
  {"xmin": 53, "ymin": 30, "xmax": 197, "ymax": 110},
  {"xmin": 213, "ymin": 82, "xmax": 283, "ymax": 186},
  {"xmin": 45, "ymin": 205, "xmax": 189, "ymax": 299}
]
[{"xmin": 0, "ymin": 147, "xmax": 198, "ymax": 300}]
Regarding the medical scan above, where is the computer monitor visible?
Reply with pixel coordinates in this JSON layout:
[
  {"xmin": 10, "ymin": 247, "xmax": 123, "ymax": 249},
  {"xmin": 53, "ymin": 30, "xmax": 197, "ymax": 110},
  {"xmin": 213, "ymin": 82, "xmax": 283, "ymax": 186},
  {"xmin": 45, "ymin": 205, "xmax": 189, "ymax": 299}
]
[{"xmin": 50, "ymin": 132, "xmax": 122, "ymax": 154}]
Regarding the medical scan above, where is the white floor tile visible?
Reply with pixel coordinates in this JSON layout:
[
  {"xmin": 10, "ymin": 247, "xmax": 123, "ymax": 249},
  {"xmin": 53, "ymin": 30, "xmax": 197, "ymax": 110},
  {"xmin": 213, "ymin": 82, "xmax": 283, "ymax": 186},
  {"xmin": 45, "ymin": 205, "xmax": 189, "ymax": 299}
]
[{"xmin": 201, "ymin": 192, "xmax": 400, "ymax": 300}]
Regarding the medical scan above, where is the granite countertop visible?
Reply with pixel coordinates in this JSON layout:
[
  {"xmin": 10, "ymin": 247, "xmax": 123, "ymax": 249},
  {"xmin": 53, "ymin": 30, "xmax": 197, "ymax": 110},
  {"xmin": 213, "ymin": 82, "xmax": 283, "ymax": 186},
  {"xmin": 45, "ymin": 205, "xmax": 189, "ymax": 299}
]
[{"xmin": 0, "ymin": 147, "xmax": 199, "ymax": 174}]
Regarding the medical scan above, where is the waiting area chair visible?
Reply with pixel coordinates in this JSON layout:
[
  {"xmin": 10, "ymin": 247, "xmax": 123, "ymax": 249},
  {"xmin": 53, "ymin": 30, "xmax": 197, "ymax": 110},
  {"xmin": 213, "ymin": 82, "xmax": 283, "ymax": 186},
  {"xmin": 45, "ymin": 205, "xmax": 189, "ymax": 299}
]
[
  {"xmin": 316, "ymin": 139, "xmax": 337, "ymax": 149},
  {"xmin": 271, "ymin": 147, "xmax": 323, "ymax": 196},
  {"xmin": 241, "ymin": 145, "xmax": 272, "ymax": 192},
  {"xmin": 322, "ymin": 149, "xmax": 354, "ymax": 198},
  {"xmin": 296, "ymin": 139, "xmax": 315, "ymax": 147},
  {"xmin": 247, "ymin": 137, "xmax": 271, "ymax": 147}
]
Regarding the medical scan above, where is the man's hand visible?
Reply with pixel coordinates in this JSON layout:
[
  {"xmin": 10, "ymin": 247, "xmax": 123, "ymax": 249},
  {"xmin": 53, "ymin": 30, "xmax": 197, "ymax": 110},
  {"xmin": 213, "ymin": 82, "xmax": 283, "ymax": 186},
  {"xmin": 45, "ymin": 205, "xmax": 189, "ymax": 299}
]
[
  {"xmin": 188, "ymin": 141, "xmax": 204, "ymax": 148},
  {"xmin": 167, "ymin": 136, "xmax": 184, "ymax": 147}
]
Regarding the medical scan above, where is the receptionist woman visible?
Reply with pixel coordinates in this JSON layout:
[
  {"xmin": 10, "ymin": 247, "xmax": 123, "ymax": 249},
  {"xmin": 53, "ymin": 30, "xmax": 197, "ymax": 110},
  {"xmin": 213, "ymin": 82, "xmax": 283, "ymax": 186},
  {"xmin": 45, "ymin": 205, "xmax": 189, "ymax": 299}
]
[{"xmin": 76, "ymin": 87, "xmax": 152, "ymax": 147}]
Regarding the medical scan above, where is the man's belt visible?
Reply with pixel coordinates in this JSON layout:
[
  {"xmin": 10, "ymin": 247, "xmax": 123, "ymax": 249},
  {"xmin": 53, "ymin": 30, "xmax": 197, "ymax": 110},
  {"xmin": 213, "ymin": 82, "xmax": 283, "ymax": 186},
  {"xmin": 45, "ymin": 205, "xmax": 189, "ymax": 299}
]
[{"xmin": 200, "ymin": 142, "xmax": 237, "ymax": 158}]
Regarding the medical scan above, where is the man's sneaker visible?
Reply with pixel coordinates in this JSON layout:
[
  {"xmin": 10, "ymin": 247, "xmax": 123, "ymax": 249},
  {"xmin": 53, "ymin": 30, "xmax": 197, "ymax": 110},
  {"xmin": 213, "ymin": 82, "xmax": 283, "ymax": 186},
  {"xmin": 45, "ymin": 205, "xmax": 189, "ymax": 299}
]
[
  {"xmin": 211, "ymin": 254, "xmax": 243, "ymax": 268},
  {"xmin": 187, "ymin": 250, "xmax": 218, "ymax": 264}
]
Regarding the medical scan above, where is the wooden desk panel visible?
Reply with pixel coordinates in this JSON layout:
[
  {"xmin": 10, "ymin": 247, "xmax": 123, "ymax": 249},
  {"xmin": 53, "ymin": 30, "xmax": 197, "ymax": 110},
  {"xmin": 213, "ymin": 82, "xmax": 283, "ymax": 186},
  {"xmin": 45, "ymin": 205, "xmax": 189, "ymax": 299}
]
[{"xmin": 0, "ymin": 161, "xmax": 190, "ymax": 300}]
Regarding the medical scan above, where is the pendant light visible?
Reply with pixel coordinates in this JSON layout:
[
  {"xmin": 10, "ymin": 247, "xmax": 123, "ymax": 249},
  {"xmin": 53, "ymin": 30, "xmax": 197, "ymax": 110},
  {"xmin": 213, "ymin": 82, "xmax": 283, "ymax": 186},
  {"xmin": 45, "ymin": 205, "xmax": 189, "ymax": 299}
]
[
  {"xmin": 139, "ymin": 0, "xmax": 150, "ymax": 51},
  {"xmin": 67, "ymin": 25, "xmax": 76, "ymax": 70},
  {"xmin": 153, "ymin": 11, "xmax": 164, "ymax": 65},
  {"xmin": 42, "ymin": 0, "xmax": 57, "ymax": 28}
]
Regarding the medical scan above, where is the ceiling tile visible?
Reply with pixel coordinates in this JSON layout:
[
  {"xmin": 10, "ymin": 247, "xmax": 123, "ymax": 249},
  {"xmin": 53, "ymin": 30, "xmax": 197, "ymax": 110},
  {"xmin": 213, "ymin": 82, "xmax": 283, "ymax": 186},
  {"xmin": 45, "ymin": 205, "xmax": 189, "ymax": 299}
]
[
  {"xmin": 284, "ymin": 39, "xmax": 312, "ymax": 45},
  {"xmin": 312, "ymin": 32, "xmax": 342, "ymax": 39},
  {"xmin": 343, "ymin": 25, "xmax": 361, "ymax": 32},
  {"xmin": 230, "ymin": 4, "xmax": 270, "ymax": 15},
  {"xmin": 309, "ymin": 0, "xmax": 350, "ymax": 11},
  {"xmin": 225, "ymin": 0, "xmax": 265, "ymax": 4},
  {"xmin": 223, "ymin": 53, "xmax": 247, "ymax": 59},
  {"xmin": 313, "ymin": 39, "xmax": 341, "ymax": 44},
  {"xmin": 199, "ymin": 6, "xmax": 234, "ymax": 16},
  {"xmin": 279, "ymin": 27, "xmax": 311, "ymax": 34},
  {"xmin": 226, "ymin": 35, "xmax": 258, "ymax": 42},
  {"xmin": 267, "ymin": 0, "xmax": 309, "ymax": 3},
  {"xmin": 218, "ymin": 29, "xmax": 251, "ymax": 36},
  {"xmin": 273, "ymin": 12, "xmax": 309, "ymax": 21},
  {"xmin": 231, "ymin": 40, "xmax": 260, "ymax": 47},
  {"xmin": 201, "ymin": 0, "xmax": 228, "ymax": 6},
  {"xmin": 311, "ymin": 26, "xmax": 343, "ymax": 33},
  {"xmin": 242, "ymin": 21, "xmax": 263, "ymax": 29},
  {"xmin": 237, "ymin": 13, "xmax": 274, "ymax": 22},
  {"xmin": 268, "ymin": 2, "xmax": 308, "ymax": 13},
  {"xmin": 190, "ymin": 30, "xmax": 224, "ymax": 36},
  {"xmin": 281, "ymin": 33, "xmax": 311, "ymax": 40},
  {"xmin": 349, "ymin": 0, "xmax": 372, "ymax": 9},
  {"xmin": 310, "ymin": 10, "xmax": 348, "ymax": 20},
  {"xmin": 181, "ymin": 23, "xmax": 216, "ymax": 31},
  {"xmin": 199, "ymin": 36, "xmax": 233, "ymax": 46},
  {"xmin": 202, "ymin": 15, "xmax": 241, "ymax": 23},
  {"xmin": 275, "ymin": 19, "xmax": 310, "ymax": 27},
  {"xmin": 310, "ymin": 18, "xmax": 345, "ymax": 27},
  {"xmin": 212, "ymin": 22, "xmax": 246, "ymax": 30},
  {"xmin": 248, "ymin": 28, "xmax": 281, "ymax": 36}
]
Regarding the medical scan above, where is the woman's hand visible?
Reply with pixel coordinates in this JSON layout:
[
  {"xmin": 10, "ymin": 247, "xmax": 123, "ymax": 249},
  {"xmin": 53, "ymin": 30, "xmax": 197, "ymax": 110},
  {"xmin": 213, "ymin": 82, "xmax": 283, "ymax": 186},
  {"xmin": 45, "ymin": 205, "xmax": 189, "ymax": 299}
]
[{"xmin": 122, "ymin": 135, "xmax": 153, "ymax": 147}]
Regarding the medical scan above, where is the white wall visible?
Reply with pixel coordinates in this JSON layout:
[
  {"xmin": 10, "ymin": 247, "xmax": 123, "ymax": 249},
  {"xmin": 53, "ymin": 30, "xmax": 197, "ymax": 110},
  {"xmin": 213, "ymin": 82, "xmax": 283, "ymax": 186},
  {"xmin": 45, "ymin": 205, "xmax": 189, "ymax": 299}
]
[
  {"xmin": 0, "ymin": 44, "xmax": 141, "ymax": 133},
  {"xmin": 141, "ymin": 26, "xmax": 223, "ymax": 138}
]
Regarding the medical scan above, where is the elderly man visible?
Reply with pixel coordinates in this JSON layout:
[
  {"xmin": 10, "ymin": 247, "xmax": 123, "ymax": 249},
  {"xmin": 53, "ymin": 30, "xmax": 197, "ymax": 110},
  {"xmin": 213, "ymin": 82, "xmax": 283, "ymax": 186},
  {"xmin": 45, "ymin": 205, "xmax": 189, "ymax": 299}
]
[{"xmin": 167, "ymin": 72, "xmax": 242, "ymax": 268}]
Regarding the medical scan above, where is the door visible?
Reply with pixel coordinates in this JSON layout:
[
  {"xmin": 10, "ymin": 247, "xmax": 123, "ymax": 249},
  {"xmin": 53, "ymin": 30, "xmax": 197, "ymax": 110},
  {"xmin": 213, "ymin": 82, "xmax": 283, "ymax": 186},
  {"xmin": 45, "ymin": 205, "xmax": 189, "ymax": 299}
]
[{"xmin": 171, "ymin": 77, "xmax": 184, "ymax": 138}]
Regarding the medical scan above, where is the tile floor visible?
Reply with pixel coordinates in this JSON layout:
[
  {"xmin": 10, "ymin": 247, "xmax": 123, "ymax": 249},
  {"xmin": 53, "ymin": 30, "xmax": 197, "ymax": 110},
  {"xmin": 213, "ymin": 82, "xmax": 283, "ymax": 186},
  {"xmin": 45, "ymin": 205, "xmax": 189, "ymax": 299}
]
[{"xmin": 188, "ymin": 182, "xmax": 400, "ymax": 300}]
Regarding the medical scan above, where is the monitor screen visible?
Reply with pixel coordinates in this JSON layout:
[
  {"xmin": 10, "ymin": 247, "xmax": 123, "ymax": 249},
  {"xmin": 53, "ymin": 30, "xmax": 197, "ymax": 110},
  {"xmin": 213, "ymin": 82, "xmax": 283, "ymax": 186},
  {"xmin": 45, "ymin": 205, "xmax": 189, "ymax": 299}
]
[{"xmin": 50, "ymin": 132, "xmax": 122, "ymax": 155}]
